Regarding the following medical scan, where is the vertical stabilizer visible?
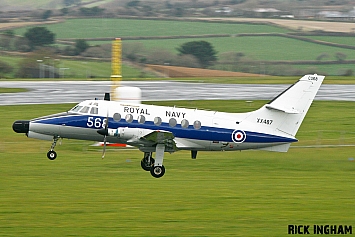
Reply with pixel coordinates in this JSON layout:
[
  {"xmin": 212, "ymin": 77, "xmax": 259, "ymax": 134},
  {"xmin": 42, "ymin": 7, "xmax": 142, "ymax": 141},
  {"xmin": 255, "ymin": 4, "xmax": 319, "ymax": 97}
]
[{"xmin": 246, "ymin": 74, "xmax": 324, "ymax": 138}]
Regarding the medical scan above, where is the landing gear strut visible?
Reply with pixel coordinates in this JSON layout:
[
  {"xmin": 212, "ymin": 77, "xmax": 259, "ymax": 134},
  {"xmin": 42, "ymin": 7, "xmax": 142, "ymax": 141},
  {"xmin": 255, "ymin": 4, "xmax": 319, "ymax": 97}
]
[
  {"xmin": 141, "ymin": 144, "xmax": 166, "ymax": 178},
  {"xmin": 150, "ymin": 144, "xmax": 165, "ymax": 178},
  {"xmin": 47, "ymin": 136, "xmax": 59, "ymax": 160},
  {"xmin": 141, "ymin": 152, "xmax": 155, "ymax": 171}
]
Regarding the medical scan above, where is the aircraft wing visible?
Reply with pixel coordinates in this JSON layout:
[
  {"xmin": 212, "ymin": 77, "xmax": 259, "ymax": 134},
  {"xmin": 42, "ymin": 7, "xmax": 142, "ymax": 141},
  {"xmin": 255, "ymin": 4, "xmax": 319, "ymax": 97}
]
[{"xmin": 140, "ymin": 130, "xmax": 177, "ymax": 151}]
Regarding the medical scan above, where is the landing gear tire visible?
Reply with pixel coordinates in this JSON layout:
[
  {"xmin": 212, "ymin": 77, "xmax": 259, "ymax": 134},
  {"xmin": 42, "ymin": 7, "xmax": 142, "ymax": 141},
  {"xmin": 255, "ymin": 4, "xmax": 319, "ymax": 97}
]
[
  {"xmin": 47, "ymin": 150, "xmax": 57, "ymax": 160},
  {"xmin": 141, "ymin": 158, "xmax": 155, "ymax": 171},
  {"xmin": 150, "ymin": 165, "xmax": 165, "ymax": 178}
]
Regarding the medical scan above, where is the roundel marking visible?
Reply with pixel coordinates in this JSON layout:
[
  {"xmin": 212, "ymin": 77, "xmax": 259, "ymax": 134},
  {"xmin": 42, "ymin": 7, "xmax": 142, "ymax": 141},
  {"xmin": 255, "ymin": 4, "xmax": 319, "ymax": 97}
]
[{"xmin": 232, "ymin": 130, "xmax": 246, "ymax": 143}]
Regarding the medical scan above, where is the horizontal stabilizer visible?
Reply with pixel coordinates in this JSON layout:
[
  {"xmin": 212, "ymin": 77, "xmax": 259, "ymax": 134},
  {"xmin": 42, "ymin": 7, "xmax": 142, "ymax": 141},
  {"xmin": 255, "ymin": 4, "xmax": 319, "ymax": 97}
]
[{"xmin": 265, "ymin": 104, "xmax": 300, "ymax": 114}]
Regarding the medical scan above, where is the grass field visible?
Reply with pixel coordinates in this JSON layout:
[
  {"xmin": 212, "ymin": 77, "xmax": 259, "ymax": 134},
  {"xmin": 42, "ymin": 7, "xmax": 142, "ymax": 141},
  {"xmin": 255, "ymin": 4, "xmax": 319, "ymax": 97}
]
[
  {"xmin": 2, "ymin": 75, "xmax": 355, "ymax": 84},
  {"xmin": 0, "ymin": 55, "xmax": 154, "ymax": 79},
  {"xmin": 14, "ymin": 19, "xmax": 289, "ymax": 39},
  {"xmin": 8, "ymin": 18, "xmax": 355, "ymax": 76},
  {"xmin": 0, "ymin": 0, "xmax": 95, "ymax": 10},
  {"xmin": 308, "ymin": 36, "xmax": 355, "ymax": 47},
  {"xmin": 126, "ymin": 36, "xmax": 355, "ymax": 61},
  {"xmin": 1, "ymin": 100, "xmax": 355, "ymax": 236},
  {"xmin": 0, "ymin": 87, "xmax": 27, "ymax": 93},
  {"xmin": 12, "ymin": 18, "xmax": 350, "ymax": 62}
]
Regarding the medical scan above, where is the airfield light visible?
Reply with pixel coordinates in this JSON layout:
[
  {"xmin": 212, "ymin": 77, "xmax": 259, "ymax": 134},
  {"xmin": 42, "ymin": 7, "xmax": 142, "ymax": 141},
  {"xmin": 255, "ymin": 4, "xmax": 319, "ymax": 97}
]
[
  {"xmin": 109, "ymin": 38, "xmax": 141, "ymax": 103},
  {"xmin": 111, "ymin": 38, "xmax": 122, "ymax": 101},
  {"xmin": 37, "ymin": 60, "xmax": 43, "ymax": 78}
]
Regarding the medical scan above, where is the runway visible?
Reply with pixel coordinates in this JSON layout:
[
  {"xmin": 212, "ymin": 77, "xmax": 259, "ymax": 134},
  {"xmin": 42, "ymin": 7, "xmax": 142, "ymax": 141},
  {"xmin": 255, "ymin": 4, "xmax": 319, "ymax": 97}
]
[{"xmin": 0, "ymin": 81, "xmax": 354, "ymax": 105}]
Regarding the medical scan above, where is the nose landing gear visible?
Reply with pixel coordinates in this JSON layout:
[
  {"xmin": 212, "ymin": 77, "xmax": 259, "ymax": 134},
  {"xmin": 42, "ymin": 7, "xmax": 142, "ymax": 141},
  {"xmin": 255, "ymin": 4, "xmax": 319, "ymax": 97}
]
[{"xmin": 47, "ymin": 136, "xmax": 59, "ymax": 160}]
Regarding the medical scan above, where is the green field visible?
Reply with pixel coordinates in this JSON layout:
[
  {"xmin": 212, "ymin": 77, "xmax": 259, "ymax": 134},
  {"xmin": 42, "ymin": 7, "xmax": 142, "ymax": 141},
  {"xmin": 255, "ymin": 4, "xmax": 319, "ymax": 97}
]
[
  {"xmin": 14, "ymin": 19, "xmax": 290, "ymax": 39},
  {"xmin": 0, "ymin": 0, "xmax": 96, "ymax": 9},
  {"xmin": 293, "ymin": 64, "xmax": 355, "ymax": 77},
  {"xmin": 15, "ymin": 19, "xmax": 350, "ymax": 62},
  {"xmin": 308, "ymin": 36, "xmax": 355, "ymax": 47},
  {"xmin": 125, "ymin": 36, "xmax": 355, "ymax": 61},
  {"xmin": 14, "ymin": 18, "xmax": 350, "ymax": 61},
  {"xmin": 8, "ymin": 18, "xmax": 355, "ymax": 76},
  {"xmin": 1, "ymin": 100, "xmax": 355, "ymax": 236},
  {"xmin": 0, "ymin": 55, "xmax": 154, "ymax": 79},
  {"xmin": 0, "ymin": 87, "xmax": 27, "ymax": 93}
]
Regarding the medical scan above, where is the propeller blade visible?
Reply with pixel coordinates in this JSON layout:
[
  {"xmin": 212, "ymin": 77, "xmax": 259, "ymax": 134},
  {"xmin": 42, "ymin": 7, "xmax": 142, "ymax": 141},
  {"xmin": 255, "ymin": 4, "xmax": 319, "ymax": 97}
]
[
  {"xmin": 102, "ymin": 135, "xmax": 107, "ymax": 159},
  {"xmin": 104, "ymin": 113, "xmax": 109, "ymax": 130},
  {"xmin": 101, "ymin": 110, "xmax": 109, "ymax": 159}
]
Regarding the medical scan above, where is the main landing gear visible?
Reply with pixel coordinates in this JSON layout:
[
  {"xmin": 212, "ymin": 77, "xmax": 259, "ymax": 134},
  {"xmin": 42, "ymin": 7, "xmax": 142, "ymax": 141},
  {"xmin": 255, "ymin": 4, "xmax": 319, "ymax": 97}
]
[
  {"xmin": 47, "ymin": 136, "xmax": 59, "ymax": 160},
  {"xmin": 141, "ymin": 152, "xmax": 155, "ymax": 171},
  {"xmin": 141, "ymin": 144, "xmax": 166, "ymax": 178}
]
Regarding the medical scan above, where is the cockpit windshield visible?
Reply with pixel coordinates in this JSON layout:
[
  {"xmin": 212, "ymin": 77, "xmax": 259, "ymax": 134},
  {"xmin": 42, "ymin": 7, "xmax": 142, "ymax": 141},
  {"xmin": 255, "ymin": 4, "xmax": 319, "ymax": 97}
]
[
  {"xmin": 70, "ymin": 105, "xmax": 83, "ymax": 112},
  {"xmin": 69, "ymin": 102, "xmax": 99, "ymax": 115}
]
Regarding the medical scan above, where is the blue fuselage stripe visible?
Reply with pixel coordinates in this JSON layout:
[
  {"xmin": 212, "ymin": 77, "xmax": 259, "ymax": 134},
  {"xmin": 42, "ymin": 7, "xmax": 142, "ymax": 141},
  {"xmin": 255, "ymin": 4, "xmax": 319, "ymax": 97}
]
[{"xmin": 32, "ymin": 114, "xmax": 297, "ymax": 143}]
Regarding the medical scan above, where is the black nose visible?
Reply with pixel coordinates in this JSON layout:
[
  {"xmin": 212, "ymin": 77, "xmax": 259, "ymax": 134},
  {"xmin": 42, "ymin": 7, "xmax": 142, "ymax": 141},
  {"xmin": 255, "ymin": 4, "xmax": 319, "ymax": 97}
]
[{"xmin": 12, "ymin": 120, "xmax": 30, "ymax": 133}]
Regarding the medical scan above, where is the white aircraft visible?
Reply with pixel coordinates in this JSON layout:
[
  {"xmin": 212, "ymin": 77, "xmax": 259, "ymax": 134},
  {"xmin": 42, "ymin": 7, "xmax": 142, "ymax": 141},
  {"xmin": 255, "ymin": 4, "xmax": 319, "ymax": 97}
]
[{"xmin": 13, "ymin": 74, "xmax": 324, "ymax": 178}]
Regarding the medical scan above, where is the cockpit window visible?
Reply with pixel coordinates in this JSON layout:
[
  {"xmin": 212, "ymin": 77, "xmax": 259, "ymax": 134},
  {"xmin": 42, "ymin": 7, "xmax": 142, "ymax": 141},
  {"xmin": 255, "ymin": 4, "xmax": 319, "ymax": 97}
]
[
  {"xmin": 80, "ymin": 106, "xmax": 90, "ymax": 113},
  {"xmin": 90, "ymin": 107, "xmax": 98, "ymax": 114},
  {"xmin": 70, "ymin": 105, "xmax": 83, "ymax": 112}
]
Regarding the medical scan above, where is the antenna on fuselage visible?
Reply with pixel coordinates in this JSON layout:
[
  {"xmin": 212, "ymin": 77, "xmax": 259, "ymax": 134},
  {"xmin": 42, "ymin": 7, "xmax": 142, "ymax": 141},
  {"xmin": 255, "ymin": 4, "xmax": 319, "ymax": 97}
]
[{"xmin": 104, "ymin": 92, "xmax": 110, "ymax": 101}]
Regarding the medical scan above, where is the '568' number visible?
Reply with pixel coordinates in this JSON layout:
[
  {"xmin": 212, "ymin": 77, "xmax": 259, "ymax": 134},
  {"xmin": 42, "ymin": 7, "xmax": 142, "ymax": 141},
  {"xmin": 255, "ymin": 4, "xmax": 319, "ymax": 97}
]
[{"xmin": 87, "ymin": 117, "xmax": 107, "ymax": 128}]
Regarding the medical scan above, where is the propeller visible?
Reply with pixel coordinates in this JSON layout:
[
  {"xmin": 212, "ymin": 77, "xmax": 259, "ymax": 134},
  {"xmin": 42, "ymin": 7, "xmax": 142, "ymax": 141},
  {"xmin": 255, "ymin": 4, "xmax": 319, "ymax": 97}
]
[
  {"xmin": 100, "ymin": 92, "xmax": 110, "ymax": 159},
  {"xmin": 97, "ymin": 111, "xmax": 109, "ymax": 159}
]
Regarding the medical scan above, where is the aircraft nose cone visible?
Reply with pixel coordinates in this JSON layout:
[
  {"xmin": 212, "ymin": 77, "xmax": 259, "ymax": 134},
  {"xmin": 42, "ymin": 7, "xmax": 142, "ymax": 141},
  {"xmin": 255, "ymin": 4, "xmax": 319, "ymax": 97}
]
[{"xmin": 12, "ymin": 120, "xmax": 30, "ymax": 133}]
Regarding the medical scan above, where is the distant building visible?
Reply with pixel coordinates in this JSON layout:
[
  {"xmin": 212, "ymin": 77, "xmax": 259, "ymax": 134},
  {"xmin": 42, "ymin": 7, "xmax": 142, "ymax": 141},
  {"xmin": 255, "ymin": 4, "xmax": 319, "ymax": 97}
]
[
  {"xmin": 215, "ymin": 7, "xmax": 232, "ymax": 14},
  {"xmin": 253, "ymin": 8, "xmax": 289, "ymax": 18},
  {"xmin": 318, "ymin": 7, "xmax": 355, "ymax": 20},
  {"xmin": 254, "ymin": 8, "xmax": 280, "ymax": 13}
]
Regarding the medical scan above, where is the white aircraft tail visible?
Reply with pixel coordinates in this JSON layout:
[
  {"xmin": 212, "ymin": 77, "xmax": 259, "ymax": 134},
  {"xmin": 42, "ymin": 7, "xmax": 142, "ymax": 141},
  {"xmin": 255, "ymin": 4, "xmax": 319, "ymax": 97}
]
[{"xmin": 244, "ymin": 74, "xmax": 324, "ymax": 150}]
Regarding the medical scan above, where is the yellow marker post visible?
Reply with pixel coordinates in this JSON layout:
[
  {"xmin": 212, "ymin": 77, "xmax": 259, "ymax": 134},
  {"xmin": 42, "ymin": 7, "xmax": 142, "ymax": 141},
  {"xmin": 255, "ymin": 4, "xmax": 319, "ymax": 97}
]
[{"xmin": 110, "ymin": 38, "xmax": 122, "ymax": 101}]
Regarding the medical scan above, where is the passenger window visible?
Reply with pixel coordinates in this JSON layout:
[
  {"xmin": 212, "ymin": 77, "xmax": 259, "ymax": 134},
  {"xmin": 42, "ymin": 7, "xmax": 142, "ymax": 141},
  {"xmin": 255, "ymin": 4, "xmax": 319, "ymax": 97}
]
[
  {"xmin": 113, "ymin": 113, "xmax": 121, "ymax": 121},
  {"xmin": 169, "ymin": 118, "xmax": 177, "ymax": 127},
  {"xmin": 80, "ymin": 106, "xmax": 90, "ymax": 113},
  {"xmin": 90, "ymin": 107, "xmax": 98, "ymax": 114},
  {"xmin": 138, "ymin": 115, "xmax": 145, "ymax": 124},
  {"xmin": 125, "ymin": 114, "xmax": 133, "ymax": 123},
  {"xmin": 193, "ymin": 120, "xmax": 201, "ymax": 130},
  {"xmin": 154, "ymin": 117, "xmax": 162, "ymax": 126},
  {"xmin": 181, "ymin": 119, "xmax": 189, "ymax": 128}
]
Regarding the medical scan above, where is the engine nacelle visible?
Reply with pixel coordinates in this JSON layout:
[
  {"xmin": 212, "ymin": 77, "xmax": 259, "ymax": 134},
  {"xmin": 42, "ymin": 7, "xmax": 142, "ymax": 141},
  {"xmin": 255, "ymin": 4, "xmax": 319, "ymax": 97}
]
[
  {"xmin": 27, "ymin": 131, "xmax": 53, "ymax": 141},
  {"xmin": 107, "ymin": 127, "xmax": 145, "ymax": 140}
]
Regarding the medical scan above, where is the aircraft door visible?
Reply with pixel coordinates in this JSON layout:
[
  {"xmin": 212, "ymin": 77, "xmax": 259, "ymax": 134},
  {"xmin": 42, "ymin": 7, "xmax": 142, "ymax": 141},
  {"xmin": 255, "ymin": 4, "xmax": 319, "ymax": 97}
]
[{"xmin": 210, "ymin": 117, "xmax": 230, "ymax": 150}]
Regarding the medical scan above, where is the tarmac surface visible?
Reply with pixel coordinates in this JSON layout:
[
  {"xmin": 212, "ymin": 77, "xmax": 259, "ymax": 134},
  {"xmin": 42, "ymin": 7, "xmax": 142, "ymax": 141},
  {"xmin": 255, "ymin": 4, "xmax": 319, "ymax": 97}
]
[{"xmin": 0, "ymin": 81, "xmax": 355, "ymax": 105}]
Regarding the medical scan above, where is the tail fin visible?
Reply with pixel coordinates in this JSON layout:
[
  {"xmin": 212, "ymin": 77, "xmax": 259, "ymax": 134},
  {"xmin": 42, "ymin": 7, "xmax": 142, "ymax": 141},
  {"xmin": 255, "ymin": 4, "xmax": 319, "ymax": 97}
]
[{"xmin": 246, "ymin": 74, "xmax": 324, "ymax": 139}]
